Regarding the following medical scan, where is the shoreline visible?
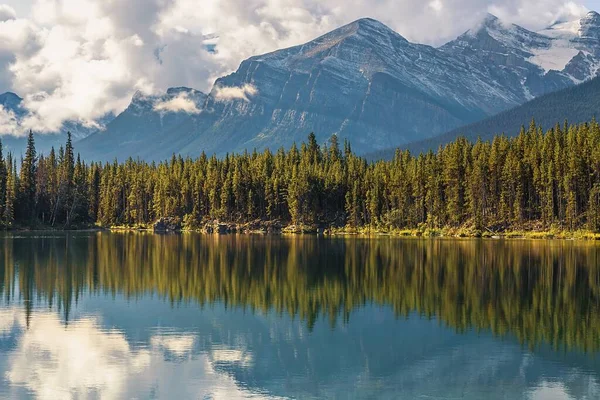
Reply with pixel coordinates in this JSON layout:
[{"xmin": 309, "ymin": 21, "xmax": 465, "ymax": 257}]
[
  {"xmin": 32, "ymin": 226, "xmax": 600, "ymax": 241},
  {"xmin": 5, "ymin": 224, "xmax": 600, "ymax": 240}
]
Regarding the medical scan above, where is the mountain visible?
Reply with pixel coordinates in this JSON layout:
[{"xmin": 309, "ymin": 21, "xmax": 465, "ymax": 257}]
[
  {"xmin": 78, "ymin": 18, "xmax": 487, "ymax": 161},
  {"xmin": 367, "ymin": 74, "xmax": 600, "ymax": 159},
  {"xmin": 446, "ymin": 11, "xmax": 600, "ymax": 85},
  {"xmin": 0, "ymin": 92, "xmax": 25, "ymax": 117},
  {"xmin": 77, "ymin": 87, "xmax": 206, "ymax": 161},
  {"xmin": 0, "ymin": 92, "xmax": 114, "ymax": 156},
  {"xmin": 76, "ymin": 13, "xmax": 600, "ymax": 162}
]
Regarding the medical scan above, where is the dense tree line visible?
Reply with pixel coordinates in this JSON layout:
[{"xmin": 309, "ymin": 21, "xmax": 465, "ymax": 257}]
[{"xmin": 1, "ymin": 118, "xmax": 600, "ymax": 232}]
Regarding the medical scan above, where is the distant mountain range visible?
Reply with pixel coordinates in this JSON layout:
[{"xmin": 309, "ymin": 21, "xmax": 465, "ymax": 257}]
[
  {"xmin": 367, "ymin": 75, "xmax": 600, "ymax": 159},
  {"xmin": 2, "ymin": 12, "xmax": 600, "ymax": 160}
]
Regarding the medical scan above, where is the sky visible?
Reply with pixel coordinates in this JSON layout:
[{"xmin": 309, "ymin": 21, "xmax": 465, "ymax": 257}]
[{"xmin": 0, "ymin": 0, "xmax": 599, "ymax": 135}]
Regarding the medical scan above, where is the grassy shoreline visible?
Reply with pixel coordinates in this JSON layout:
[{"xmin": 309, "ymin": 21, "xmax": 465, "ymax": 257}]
[
  {"xmin": 326, "ymin": 227, "xmax": 600, "ymax": 240},
  {"xmin": 107, "ymin": 224, "xmax": 600, "ymax": 240},
  {"xmin": 4, "ymin": 222, "xmax": 600, "ymax": 240}
]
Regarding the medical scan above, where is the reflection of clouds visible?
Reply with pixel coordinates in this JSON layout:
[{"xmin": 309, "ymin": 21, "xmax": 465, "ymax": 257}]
[
  {"xmin": 6, "ymin": 311, "xmax": 151, "ymax": 400},
  {"xmin": 0, "ymin": 308, "xmax": 23, "ymax": 335},
  {"xmin": 0, "ymin": 306, "xmax": 279, "ymax": 400},
  {"xmin": 1, "ymin": 305, "xmax": 600, "ymax": 400},
  {"xmin": 529, "ymin": 382, "xmax": 573, "ymax": 399},
  {"xmin": 150, "ymin": 334, "xmax": 196, "ymax": 357},
  {"xmin": 210, "ymin": 348, "xmax": 254, "ymax": 368}
]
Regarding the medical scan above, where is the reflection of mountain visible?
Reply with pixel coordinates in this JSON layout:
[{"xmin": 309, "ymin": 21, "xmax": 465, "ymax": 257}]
[{"xmin": 2, "ymin": 233, "xmax": 600, "ymax": 353}]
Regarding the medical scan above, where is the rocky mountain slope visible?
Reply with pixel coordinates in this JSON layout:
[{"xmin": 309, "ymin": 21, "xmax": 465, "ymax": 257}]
[
  {"xmin": 4, "ymin": 12, "xmax": 600, "ymax": 161},
  {"xmin": 77, "ymin": 12, "xmax": 600, "ymax": 161},
  {"xmin": 79, "ymin": 87, "xmax": 207, "ymax": 161},
  {"xmin": 394, "ymin": 75, "xmax": 600, "ymax": 157}
]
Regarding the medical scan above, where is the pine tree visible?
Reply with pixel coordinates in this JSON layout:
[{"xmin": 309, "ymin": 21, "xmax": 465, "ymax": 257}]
[
  {"xmin": 62, "ymin": 132, "xmax": 76, "ymax": 225},
  {"xmin": 0, "ymin": 139, "xmax": 6, "ymax": 225},
  {"xmin": 3, "ymin": 154, "xmax": 15, "ymax": 227},
  {"xmin": 88, "ymin": 164, "xmax": 101, "ymax": 222},
  {"xmin": 18, "ymin": 130, "xmax": 37, "ymax": 223}
]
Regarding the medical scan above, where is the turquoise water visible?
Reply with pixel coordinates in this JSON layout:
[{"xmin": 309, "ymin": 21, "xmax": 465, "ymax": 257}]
[{"xmin": 0, "ymin": 232, "xmax": 599, "ymax": 399}]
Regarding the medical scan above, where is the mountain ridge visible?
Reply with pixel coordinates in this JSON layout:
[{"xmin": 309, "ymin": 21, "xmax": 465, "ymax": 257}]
[
  {"xmin": 3, "ymin": 12, "xmax": 600, "ymax": 160},
  {"xmin": 366, "ymin": 74, "xmax": 600, "ymax": 160}
]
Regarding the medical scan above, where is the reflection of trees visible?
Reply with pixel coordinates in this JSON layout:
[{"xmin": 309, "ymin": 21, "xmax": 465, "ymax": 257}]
[{"xmin": 1, "ymin": 234, "xmax": 600, "ymax": 351}]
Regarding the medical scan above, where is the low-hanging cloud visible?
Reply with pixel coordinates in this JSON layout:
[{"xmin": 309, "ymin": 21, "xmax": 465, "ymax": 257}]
[
  {"xmin": 0, "ymin": 104, "xmax": 20, "ymax": 135},
  {"xmin": 0, "ymin": 0, "xmax": 593, "ymax": 135},
  {"xmin": 214, "ymin": 84, "xmax": 258, "ymax": 102},
  {"xmin": 153, "ymin": 92, "xmax": 202, "ymax": 114},
  {"xmin": 0, "ymin": 4, "xmax": 15, "ymax": 21}
]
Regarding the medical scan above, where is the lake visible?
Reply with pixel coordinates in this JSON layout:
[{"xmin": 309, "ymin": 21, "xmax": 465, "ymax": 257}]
[{"xmin": 0, "ymin": 233, "xmax": 599, "ymax": 399}]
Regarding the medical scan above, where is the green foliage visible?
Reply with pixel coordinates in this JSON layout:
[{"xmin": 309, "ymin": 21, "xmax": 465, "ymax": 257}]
[
  {"xmin": 0, "ymin": 139, "xmax": 5, "ymax": 227},
  {"xmin": 2, "ymin": 119, "xmax": 600, "ymax": 232},
  {"xmin": 17, "ymin": 130, "xmax": 37, "ymax": 222}
]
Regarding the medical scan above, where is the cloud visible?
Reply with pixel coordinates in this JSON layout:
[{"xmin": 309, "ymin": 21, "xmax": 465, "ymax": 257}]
[
  {"xmin": 0, "ymin": 4, "xmax": 16, "ymax": 21},
  {"xmin": 0, "ymin": 104, "xmax": 21, "ymax": 135},
  {"xmin": 0, "ymin": 0, "xmax": 593, "ymax": 135},
  {"xmin": 153, "ymin": 92, "xmax": 202, "ymax": 113},
  {"xmin": 488, "ymin": 0, "xmax": 589, "ymax": 28},
  {"xmin": 214, "ymin": 84, "xmax": 258, "ymax": 102}
]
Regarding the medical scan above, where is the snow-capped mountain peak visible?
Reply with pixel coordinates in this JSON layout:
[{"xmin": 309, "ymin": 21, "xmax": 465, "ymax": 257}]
[
  {"xmin": 448, "ymin": 13, "xmax": 549, "ymax": 54},
  {"xmin": 527, "ymin": 11, "xmax": 600, "ymax": 80},
  {"xmin": 468, "ymin": 13, "xmax": 507, "ymax": 33},
  {"xmin": 579, "ymin": 11, "xmax": 600, "ymax": 39},
  {"xmin": 76, "ymin": 14, "xmax": 600, "ymax": 161},
  {"xmin": 540, "ymin": 11, "xmax": 599, "ymax": 39},
  {"xmin": 444, "ymin": 12, "xmax": 600, "ymax": 81},
  {"xmin": 248, "ymin": 17, "xmax": 409, "ymax": 73}
]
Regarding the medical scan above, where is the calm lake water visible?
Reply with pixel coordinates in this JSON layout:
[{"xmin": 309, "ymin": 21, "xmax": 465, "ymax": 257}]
[{"xmin": 0, "ymin": 233, "xmax": 599, "ymax": 399}]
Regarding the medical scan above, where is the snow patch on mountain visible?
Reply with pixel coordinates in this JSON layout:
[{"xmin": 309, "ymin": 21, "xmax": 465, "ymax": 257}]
[
  {"xmin": 77, "ymin": 13, "xmax": 600, "ymax": 161},
  {"xmin": 529, "ymin": 45, "xmax": 580, "ymax": 72},
  {"xmin": 528, "ymin": 11, "xmax": 600, "ymax": 78}
]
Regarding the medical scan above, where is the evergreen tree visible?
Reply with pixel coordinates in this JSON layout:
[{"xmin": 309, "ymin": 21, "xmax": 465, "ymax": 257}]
[
  {"xmin": 3, "ymin": 154, "xmax": 15, "ymax": 226},
  {"xmin": 18, "ymin": 130, "xmax": 37, "ymax": 222},
  {"xmin": 1, "ymin": 120, "xmax": 600, "ymax": 234},
  {"xmin": 0, "ymin": 139, "xmax": 6, "ymax": 225}
]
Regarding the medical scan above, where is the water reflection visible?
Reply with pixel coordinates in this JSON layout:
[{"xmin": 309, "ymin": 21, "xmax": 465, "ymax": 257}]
[
  {"xmin": 0, "ymin": 233, "xmax": 599, "ymax": 399},
  {"xmin": 0, "ymin": 305, "xmax": 281, "ymax": 399}
]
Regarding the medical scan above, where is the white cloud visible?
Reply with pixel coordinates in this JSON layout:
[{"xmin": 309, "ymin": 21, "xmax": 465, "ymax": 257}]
[
  {"xmin": 214, "ymin": 84, "xmax": 258, "ymax": 102},
  {"xmin": 0, "ymin": 4, "xmax": 16, "ymax": 21},
  {"xmin": 0, "ymin": 104, "xmax": 21, "ymax": 135},
  {"xmin": 0, "ymin": 0, "xmax": 593, "ymax": 135},
  {"xmin": 154, "ymin": 92, "xmax": 202, "ymax": 113},
  {"xmin": 429, "ymin": 0, "xmax": 444, "ymax": 13}
]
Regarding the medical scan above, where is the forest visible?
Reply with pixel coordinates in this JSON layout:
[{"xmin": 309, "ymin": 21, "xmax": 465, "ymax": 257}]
[{"xmin": 0, "ymin": 118, "xmax": 600, "ymax": 234}]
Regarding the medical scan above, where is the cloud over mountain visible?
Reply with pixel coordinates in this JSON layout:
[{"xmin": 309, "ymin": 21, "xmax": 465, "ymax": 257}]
[
  {"xmin": 214, "ymin": 84, "xmax": 258, "ymax": 102},
  {"xmin": 0, "ymin": 0, "xmax": 593, "ymax": 135},
  {"xmin": 154, "ymin": 92, "xmax": 202, "ymax": 114}
]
